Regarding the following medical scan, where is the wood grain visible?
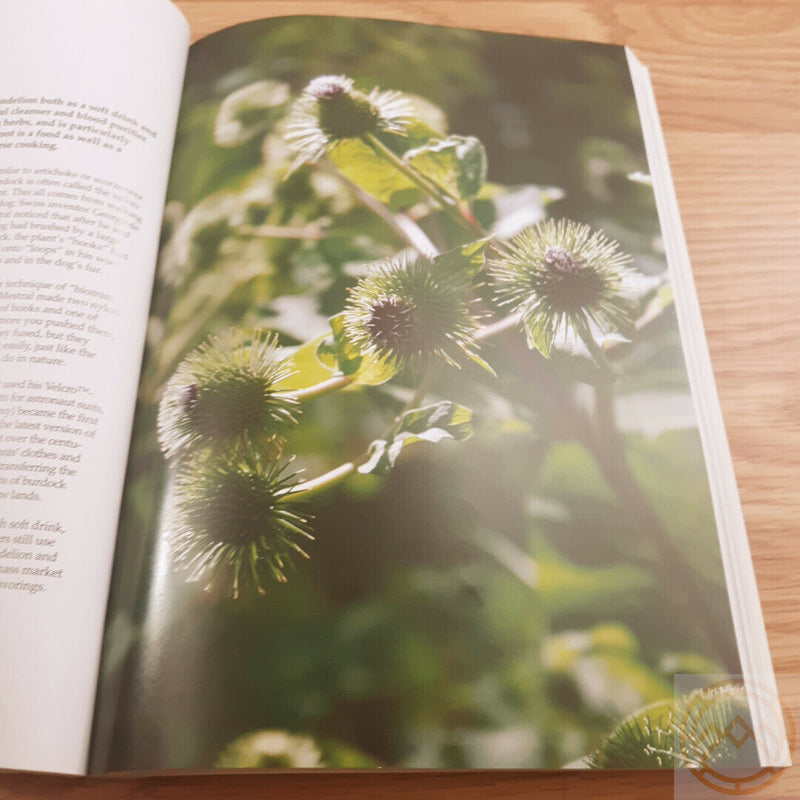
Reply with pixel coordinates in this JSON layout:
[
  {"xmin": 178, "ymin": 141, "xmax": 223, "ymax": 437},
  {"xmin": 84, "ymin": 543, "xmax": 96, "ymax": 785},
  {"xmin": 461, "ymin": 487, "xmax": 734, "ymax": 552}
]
[{"xmin": 3, "ymin": 1, "xmax": 799, "ymax": 797}]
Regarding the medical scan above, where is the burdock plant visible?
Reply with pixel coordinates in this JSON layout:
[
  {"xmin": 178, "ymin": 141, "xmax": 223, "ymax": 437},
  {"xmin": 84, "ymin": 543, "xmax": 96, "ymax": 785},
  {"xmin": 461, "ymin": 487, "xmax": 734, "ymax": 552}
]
[
  {"xmin": 167, "ymin": 446, "xmax": 313, "ymax": 597},
  {"xmin": 157, "ymin": 330, "xmax": 298, "ymax": 460},
  {"xmin": 284, "ymin": 74, "xmax": 483, "ymax": 235},
  {"xmin": 586, "ymin": 683, "xmax": 753, "ymax": 769},
  {"xmin": 216, "ymin": 730, "xmax": 323, "ymax": 769},
  {"xmin": 285, "ymin": 74, "xmax": 413, "ymax": 168},
  {"xmin": 153, "ymin": 65, "xmax": 729, "ymax": 671},
  {"xmin": 489, "ymin": 218, "xmax": 635, "ymax": 359},
  {"xmin": 342, "ymin": 252, "xmax": 481, "ymax": 371}
]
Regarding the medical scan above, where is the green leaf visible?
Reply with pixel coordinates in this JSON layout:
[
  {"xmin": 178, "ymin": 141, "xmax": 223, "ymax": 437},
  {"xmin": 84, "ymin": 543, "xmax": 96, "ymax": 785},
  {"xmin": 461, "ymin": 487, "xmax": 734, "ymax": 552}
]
[
  {"xmin": 405, "ymin": 135, "xmax": 488, "ymax": 200},
  {"xmin": 359, "ymin": 401, "xmax": 474, "ymax": 476},
  {"xmin": 316, "ymin": 314, "xmax": 398, "ymax": 386},
  {"xmin": 465, "ymin": 350, "xmax": 498, "ymax": 378},
  {"xmin": 401, "ymin": 120, "xmax": 448, "ymax": 149},
  {"xmin": 273, "ymin": 332, "xmax": 335, "ymax": 391},
  {"xmin": 214, "ymin": 80, "xmax": 291, "ymax": 147},
  {"xmin": 316, "ymin": 315, "xmax": 360, "ymax": 377},
  {"xmin": 402, "ymin": 401, "xmax": 473, "ymax": 436},
  {"xmin": 328, "ymin": 122, "xmax": 444, "ymax": 207},
  {"xmin": 432, "ymin": 237, "xmax": 491, "ymax": 279},
  {"xmin": 329, "ymin": 138, "xmax": 417, "ymax": 204},
  {"xmin": 525, "ymin": 317, "xmax": 555, "ymax": 358},
  {"xmin": 328, "ymin": 122, "xmax": 471, "ymax": 210}
]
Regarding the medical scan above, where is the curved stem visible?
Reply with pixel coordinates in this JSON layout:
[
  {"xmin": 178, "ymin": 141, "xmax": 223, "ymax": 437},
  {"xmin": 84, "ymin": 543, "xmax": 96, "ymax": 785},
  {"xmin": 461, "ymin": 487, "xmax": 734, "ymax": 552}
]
[
  {"xmin": 284, "ymin": 310, "xmax": 518, "ymax": 405},
  {"xmin": 475, "ymin": 313, "xmax": 520, "ymax": 341},
  {"xmin": 288, "ymin": 367, "xmax": 435, "ymax": 499},
  {"xmin": 408, "ymin": 369, "xmax": 433, "ymax": 409},
  {"xmin": 289, "ymin": 374, "xmax": 352, "ymax": 401},
  {"xmin": 362, "ymin": 132, "xmax": 485, "ymax": 237},
  {"xmin": 391, "ymin": 214, "xmax": 439, "ymax": 259},
  {"xmin": 363, "ymin": 132, "xmax": 455, "ymax": 206},
  {"xmin": 320, "ymin": 162, "xmax": 439, "ymax": 257},
  {"xmin": 286, "ymin": 462, "xmax": 357, "ymax": 501}
]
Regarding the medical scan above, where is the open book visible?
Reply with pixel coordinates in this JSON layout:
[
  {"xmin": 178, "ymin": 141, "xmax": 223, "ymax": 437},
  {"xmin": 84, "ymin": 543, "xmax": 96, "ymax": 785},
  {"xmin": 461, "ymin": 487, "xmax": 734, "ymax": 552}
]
[{"xmin": 0, "ymin": 0, "xmax": 789, "ymax": 777}]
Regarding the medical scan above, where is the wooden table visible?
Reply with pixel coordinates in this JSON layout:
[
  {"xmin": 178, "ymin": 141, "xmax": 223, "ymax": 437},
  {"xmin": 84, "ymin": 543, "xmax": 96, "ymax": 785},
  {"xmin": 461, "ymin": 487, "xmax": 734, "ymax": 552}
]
[{"xmin": 2, "ymin": 1, "xmax": 799, "ymax": 797}]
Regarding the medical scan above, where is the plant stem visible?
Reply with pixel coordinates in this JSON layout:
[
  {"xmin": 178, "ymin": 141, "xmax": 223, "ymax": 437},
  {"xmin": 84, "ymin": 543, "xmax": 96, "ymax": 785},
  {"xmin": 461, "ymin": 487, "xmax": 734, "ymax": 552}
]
[
  {"xmin": 288, "ymin": 368, "xmax": 435, "ymax": 499},
  {"xmin": 237, "ymin": 223, "xmax": 327, "ymax": 241},
  {"xmin": 363, "ymin": 132, "xmax": 456, "ymax": 207},
  {"xmin": 475, "ymin": 313, "xmax": 520, "ymax": 341},
  {"xmin": 386, "ymin": 366, "xmax": 434, "ymax": 439},
  {"xmin": 284, "ymin": 309, "xmax": 520, "ymax": 407},
  {"xmin": 588, "ymin": 378, "xmax": 738, "ymax": 672},
  {"xmin": 362, "ymin": 132, "xmax": 485, "ymax": 237},
  {"xmin": 408, "ymin": 370, "xmax": 433, "ymax": 409},
  {"xmin": 286, "ymin": 462, "xmax": 357, "ymax": 500},
  {"xmin": 498, "ymin": 341, "xmax": 737, "ymax": 670},
  {"xmin": 319, "ymin": 162, "xmax": 439, "ymax": 256},
  {"xmin": 289, "ymin": 374, "xmax": 352, "ymax": 401},
  {"xmin": 577, "ymin": 327, "xmax": 617, "ymax": 381}
]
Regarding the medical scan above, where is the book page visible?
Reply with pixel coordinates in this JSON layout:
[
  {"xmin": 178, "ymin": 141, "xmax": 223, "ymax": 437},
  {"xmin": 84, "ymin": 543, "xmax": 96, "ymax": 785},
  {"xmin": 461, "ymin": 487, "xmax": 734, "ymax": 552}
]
[
  {"xmin": 92, "ymin": 15, "xmax": 751, "ymax": 773},
  {"xmin": 0, "ymin": 0, "xmax": 188, "ymax": 775}
]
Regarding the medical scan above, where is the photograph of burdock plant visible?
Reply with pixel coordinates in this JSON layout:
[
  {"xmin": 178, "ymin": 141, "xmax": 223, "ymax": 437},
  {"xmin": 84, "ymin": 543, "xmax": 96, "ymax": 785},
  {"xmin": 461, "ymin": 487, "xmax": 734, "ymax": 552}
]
[{"xmin": 93, "ymin": 16, "xmax": 742, "ymax": 772}]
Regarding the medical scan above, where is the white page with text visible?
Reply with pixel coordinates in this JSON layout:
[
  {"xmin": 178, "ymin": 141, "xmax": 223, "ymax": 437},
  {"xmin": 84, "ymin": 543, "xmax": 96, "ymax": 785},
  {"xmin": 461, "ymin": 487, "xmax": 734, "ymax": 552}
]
[{"xmin": 0, "ymin": 0, "xmax": 188, "ymax": 774}]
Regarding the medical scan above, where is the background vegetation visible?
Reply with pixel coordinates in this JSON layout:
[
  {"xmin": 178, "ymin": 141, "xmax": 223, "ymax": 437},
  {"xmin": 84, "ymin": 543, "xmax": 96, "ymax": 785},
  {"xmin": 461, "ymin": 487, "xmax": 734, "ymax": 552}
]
[{"xmin": 92, "ymin": 16, "xmax": 738, "ymax": 771}]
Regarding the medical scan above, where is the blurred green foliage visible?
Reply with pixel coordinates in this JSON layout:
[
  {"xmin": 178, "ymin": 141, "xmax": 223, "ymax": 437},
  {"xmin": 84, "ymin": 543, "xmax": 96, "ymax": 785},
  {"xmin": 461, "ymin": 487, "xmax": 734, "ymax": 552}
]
[{"xmin": 92, "ymin": 16, "xmax": 739, "ymax": 772}]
